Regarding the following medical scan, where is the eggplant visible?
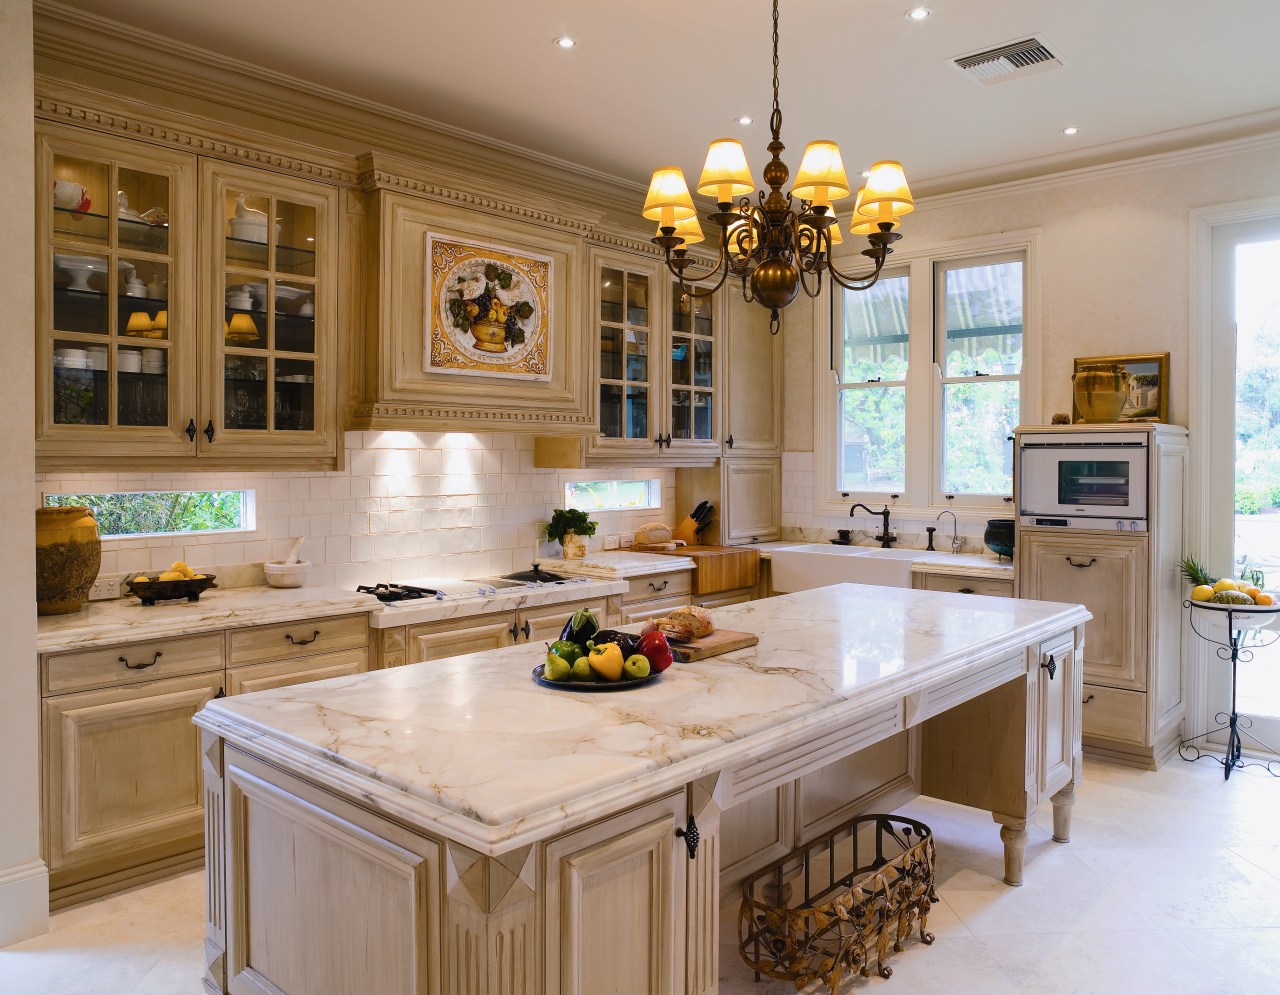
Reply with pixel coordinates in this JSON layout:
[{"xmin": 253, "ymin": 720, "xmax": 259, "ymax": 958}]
[
  {"xmin": 559, "ymin": 606, "xmax": 600, "ymax": 645},
  {"xmin": 587, "ymin": 628, "xmax": 640, "ymax": 658}
]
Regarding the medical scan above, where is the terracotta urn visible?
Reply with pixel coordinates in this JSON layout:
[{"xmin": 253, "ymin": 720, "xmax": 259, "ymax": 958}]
[
  {"xmin": 469, "ymin": 320, "xmax": 508, "ymax": 353},
  {"xmin": 561, "ymin": 531, "xmax": 588, "ymax": 559},
  {"xmin": 35, "ymin": 506, "xmax": 102, "ymax": 615},
  {"xmin": 1072, "ymin": 363, "xmax": 1131, "ymax": 423}
]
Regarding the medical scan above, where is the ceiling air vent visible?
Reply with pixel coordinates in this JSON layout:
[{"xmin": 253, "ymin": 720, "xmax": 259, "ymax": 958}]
[{"xmin": 954, "ymin": 38, "xmax": 1062, "ymax": 85}]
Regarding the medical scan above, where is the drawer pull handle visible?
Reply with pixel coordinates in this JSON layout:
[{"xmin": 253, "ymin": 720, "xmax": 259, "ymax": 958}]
[
  {"xmin": 509, "ymin": 622, "xmax": 521, "ymax": 641},
  {"xmin": 215, "ymin": 687, "xmax": 226, "ymax": 699},
  {"xmin": 675, "ymin": 814, "xmax": 700, "ymax": 860},
  {"xmin": 119, "ymin": 651, "xmax": 161, "ymax": 670},
  {"xmin": 649, "ymin": 580, "xmax": 669, "ymax": 592},
  {"xmin": 1065, "ymin": 557, "xmax": 1097, "ymax": 569},
  {"xmin": 521, "ymin": 620, "xmax": 531, "ymax": 640},
  {"xmin": 958, "ymin": 587, "xmax": 975, "ymax": 594},
  {"xmin": 1083, "ymin": 694, "xmax": 1095, "ymax": 704},
  {"xmin": 285, "ymin": 630, "xmax": 321, "ymax": 646},
  {"xmin": 1041, "ymin": 654, "xmax": 1057, "ymax": 680}
]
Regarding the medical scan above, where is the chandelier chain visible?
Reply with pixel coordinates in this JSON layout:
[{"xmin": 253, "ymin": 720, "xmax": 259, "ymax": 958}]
[{"xmin": 770, "ymin": 0, "xmax": 782, "ymax": 140}]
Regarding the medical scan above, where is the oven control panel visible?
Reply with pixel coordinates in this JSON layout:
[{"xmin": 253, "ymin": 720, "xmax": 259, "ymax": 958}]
[{"xmin": 1021, "ymin": 515, "xmax": 1147, "ymax": 532}]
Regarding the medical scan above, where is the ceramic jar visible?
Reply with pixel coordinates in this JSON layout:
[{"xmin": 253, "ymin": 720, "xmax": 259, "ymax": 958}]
[
  {"xmin": 1072, "ymin": 363, "xmax": 1131, "ymax": 423},
  {"xmin": 561, "ymin": 532, "xmax": 588, "ymax": 559},
  {"xmin": 35, "ymin": 506, "xmax": 102, "ymax": 615},
  {"xmin": 983, "ymin": 519, "xmax": 1016, "ymax": 560}
]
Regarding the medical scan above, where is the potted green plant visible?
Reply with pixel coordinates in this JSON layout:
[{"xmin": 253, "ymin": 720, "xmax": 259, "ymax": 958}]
[{"xmin": 546, "ymin": 508, "xmax": 598, "ymax": 560}]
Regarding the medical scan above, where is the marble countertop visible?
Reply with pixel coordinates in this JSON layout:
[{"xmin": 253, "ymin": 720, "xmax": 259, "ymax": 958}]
[
  {"xmin": 37, "ymin": 586, "xmax": 381, "ymax": 654},
  {"xmin": 552, "ymin": 550, "xmax": 696, "ymax": 579},
  {"xmin": 195, "ymin": 584, "xmax": 1088, "ymax": 855},
  {"xmin": 366, "ymin": 576, "xmax": 628, "ymax": 628}
]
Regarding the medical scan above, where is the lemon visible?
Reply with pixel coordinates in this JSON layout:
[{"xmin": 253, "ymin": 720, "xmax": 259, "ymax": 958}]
[
  {"xmin": 1191, "ymin": 584, "xmax": 1215, "ymax": 602},
  {"xmin": 158, "ymin": 570, "xmax": 183, "ymax": 581},
  {"xmin": 1213, "ymin": 578, "xmax": 1239, "ymax": 593}
]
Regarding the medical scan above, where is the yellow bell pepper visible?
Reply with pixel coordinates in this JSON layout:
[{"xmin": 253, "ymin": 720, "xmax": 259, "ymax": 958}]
[{"xmin": 587, "ymin": 641, "xmax": 625, "ymax": 682}]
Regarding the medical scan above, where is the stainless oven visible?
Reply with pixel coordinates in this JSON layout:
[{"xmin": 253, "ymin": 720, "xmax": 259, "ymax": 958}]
[{"xmin": 1016, "ymin": 430, "xmax": 1149, "ymax": 531}]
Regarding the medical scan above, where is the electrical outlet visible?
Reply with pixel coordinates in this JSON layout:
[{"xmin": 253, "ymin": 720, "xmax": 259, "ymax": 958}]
[
  {"xmin": 621, "ymin": 532, "xmax": 635, "ymax": 548},
  {"xmin": 603, "ymin": 534, "xmax": 620, "ymax": 550},
  {"xmin": 88, "ymin": 576, "xmax": 120, "ymax": 601}
]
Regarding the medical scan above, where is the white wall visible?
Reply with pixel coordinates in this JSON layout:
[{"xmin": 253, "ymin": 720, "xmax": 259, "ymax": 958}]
[
  {"xmin": 0, "ymin": 0, "xmax": 49, "ymax": 947},
  {"xmin": 782, "ymin": 138, "xmax": 1280, "ymax": 537},
  {"xmin": 37, "ymin": 433, "xmax": 675, "ymax": 586}
]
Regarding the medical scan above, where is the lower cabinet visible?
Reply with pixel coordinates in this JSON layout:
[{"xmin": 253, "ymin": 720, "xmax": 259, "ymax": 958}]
[
  {"xmin": 394, "ymin": 597, "xmax": 612, "ymax": 666},
  {"xmin": 225, "ymin": 647, "xmax": 366, "ymax": 695},
  {"xmin": 544, "ymin": 790, "xmax": 688, "ymax": 995},
  {"xmin": 913, "ymin": 571, "xmax": 1014, "ymax": 598}
]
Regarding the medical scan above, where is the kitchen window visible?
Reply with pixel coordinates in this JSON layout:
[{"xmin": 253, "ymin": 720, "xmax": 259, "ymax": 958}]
[
  {"xmin": 815, "ymin": 232, "xmax": 1038, "ymax": 517},
  {"xmin": 564, "ymin": 478, "xmax": 661, "ymax": 512},
  {"xmin": 43, "ymin": 490, "xmax": 254, "ymax": 539}
]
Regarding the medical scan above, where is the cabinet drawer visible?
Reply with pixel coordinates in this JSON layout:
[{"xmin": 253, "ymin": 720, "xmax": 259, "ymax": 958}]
[
  {"xmin": 228, "ymin": 613, "xmax": 369, "ymax": 666},
  {"xmin": 1081, "ymin": 684, "xmax": 1146, "ymax": 745},
  {"xmin": 44, "ymin": 633, "xmax": 225, "ymax": 695},
  {"xmin": 917, "ymin": 573, "xmax": 1013, "ymax": 598},
  {"xmin": 620, "ymin": 593, "xmax": 693, "ymax": 624},
  {"xmin": 226, "ymin": 647, "xmax": 367, "ymax": 695},
  {"xmin": 624, "ymin": 571, "xmax": 691, "ymax": 604}
]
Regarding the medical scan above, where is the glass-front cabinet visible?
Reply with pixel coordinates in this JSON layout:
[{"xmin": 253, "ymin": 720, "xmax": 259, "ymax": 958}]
[
  {"xmin": 668, "ymin": 279, "xmax": 719, "ymax": 457},
  {"xmin": 36, "ymin": 126, "xmax": 197, "ymax": 459}
]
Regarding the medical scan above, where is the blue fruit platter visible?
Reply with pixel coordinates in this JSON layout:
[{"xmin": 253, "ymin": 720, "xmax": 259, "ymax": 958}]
[{"xmin": 531, "ymin": 663, "xmax": 661, "ymax": 692}]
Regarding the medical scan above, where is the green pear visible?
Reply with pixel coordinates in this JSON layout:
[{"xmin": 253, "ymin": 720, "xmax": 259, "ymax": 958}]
[
  {"xmin": 570, "ymin": 657, "xmax": 594, "ymax": 682},
  {"xmin": 544, "ymin": 654, "xmax": 571, "ymax": 682}
]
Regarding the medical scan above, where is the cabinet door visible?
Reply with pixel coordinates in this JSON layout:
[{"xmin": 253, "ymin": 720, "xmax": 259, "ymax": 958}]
[
  {"xmin": 1038, "ymin": 633, "xmax": 1076, "ymax": 795},
  {"xmin": 667, "ymin": 280, "xmax": 722, "ymax": 459},
  {"xmin": 36, "ymin": 124, "xmax": 198, "ymax": 463},
  {"xmin": 226, "ymin": 647, "xmax": 367, "ymax": 695},
  {"xmin": 516, "ymin": 598, "xmax": 609, "ymax": 644},
  {"xmin": 200, "ymin": 159, "xmax": 338, "ymax": 462},
  {"xmin": 621, "ymin": 594, "xmax": 694, "ymax": 625},
  {"xmin": 721, "ymin": 458, "xmax": 781, "ymax": 544},
  {"xmin": 43, "ymin": 672, "xmax": 222, "ymax": 870},
  {"xmin": 406, "ymin": 613, "xmax": 515, "ymax": 664},
  {"xmin": 544, "ymin": 790, "xmax": 687, "ymax": 995},
  {"xmin": 1019, "ymin": 531, "xmax": 1148, "ymax": 690},
  {"xmin": 724, "ymin": 284, "xmax": 781, "ymax": 455}
]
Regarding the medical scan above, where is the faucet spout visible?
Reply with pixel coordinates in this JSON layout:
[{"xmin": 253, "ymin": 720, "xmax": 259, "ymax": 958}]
[
  {"xmin": 936, "ymin": 510, "xmax": 962, "ymax": 554},
  {"xmin": 849, "ymin": 502, "xmax": 896, "ymax": 549}
]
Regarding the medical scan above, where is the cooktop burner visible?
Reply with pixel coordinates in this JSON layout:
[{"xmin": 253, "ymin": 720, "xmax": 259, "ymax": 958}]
[
  {"xmin": 357, "ymin": 583, "xmax": 440, "ymax": 603},
  {"xmin": 501, "ymin": 564, "xmax": 567, "ymax": 583}
]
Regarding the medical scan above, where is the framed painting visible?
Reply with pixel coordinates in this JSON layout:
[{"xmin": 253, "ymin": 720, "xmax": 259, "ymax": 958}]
[
  {"xmin": 1072, "ymin": 352, "xmax": 1169, "ymax": 423},
  {"xmin": 425, "ymin": 234, "xmax": 553, "ymax": 380}
]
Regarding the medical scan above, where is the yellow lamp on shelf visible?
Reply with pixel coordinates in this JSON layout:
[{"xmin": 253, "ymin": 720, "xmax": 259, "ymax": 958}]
[
  {"xmin": 696, "ymin": 139, "xmax": 754, "ymax": 204},
  {"xmin": 146, "ymin": 310, "xmax": 168, "ymax": 339},
  {"xmin": 659, "ymin": 214, "xmax": 705, "ymax": 248},
  {"xmin": 226, "ymin": 313, "xmax": 258, "ymax": 343},
  {"xmin": 791, "ymin": 140, "xmax": 851, "ymax": 209},
  {"xmin": 124, "ymin": 311, "xmax": 152, "ymax": 336},
  {"xmin": 857, "ymin": 160, "xmax": 914, "ymax": 219},
  {"xmin": 642, "ymin": 167, "xmax": 697, "ymax": 228}
]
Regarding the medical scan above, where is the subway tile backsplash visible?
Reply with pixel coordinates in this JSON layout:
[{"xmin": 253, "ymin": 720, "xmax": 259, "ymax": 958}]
[{"xmin": 37, "ymin": 431, "xmax": 675, "ymax": 589}]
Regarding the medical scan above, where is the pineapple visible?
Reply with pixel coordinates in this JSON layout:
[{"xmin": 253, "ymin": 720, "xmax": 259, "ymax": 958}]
[{"xmin": 1180, "ymin": 555, "xmax": 1216, "ymax": 588}]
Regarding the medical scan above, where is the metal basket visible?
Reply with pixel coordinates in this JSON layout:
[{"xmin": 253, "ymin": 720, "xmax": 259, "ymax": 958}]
[{"xmin": 738, "ymin": 814, "xmax": 937, "ymax": 993}]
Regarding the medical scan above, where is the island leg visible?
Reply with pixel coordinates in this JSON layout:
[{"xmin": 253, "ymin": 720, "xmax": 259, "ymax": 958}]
[
  {"xmin": 1051, "ymin": 781, "xmax": 1075, "ymax": 843},
  {"xmin": 199, "ymin": 729, "xmax": 228, "ymax": 995},
  {"xmin": 993, "ymin": 814, "xmax": 1028, "ymax": 887}
]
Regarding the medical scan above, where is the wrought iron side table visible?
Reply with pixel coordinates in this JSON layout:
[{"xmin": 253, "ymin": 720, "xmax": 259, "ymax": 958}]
[{"xmin": 1180, "ymin": 599, "xmax": 1280, "ymax": 780}]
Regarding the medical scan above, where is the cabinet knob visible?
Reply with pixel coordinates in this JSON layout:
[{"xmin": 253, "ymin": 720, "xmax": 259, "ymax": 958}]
[
  {"xmin": 119, "ymin": 651, "xmax": 162, "ymax": 670},
  {"xmin": 727, "ymin": 434, "xmax": 735, "ymax": 449},
  {"xmin": 1064, "ymin": 557, "xmax": 1096, "ymax": 569},
  {"xmin": 664, "ymin": 433, "xmax": 672, "ymax": 448},
  {"xmin": 215, "ymin": 687, "xmax": 226, "ymax": 699},
  {"xmin": 958, "ymin": 587, "xmax": 975, "ymax": 594},
  {"xmin": 509, "ymin": 622, "xmax": 521, "ymax": 641},
  {"xmin": 675, "ymin": 814, "xmax": 700, "ymax": 860},
  {"xmin": 204, "ymin": 420, "xmax": 215, "ymax": 443},
  {"xmin": 521, "ymin": 620, "xmax": 531, "ymax": 640},
  {"xmin": 285, "ymin": 630, "xmax": 321, "ymax": 646},
  {"xmin": 185, "ymin": 419, "xmax": 197, "ymax": 442},
  {"xmin": 1041, "ymin": 654, "xmax": 1057, "ymax": 680}
]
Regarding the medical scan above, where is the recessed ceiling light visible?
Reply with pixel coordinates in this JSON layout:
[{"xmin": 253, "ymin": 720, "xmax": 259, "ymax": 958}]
[
  {"xmin": 554, "ymin": 35, "xmax": 576, "ymax": 48},
  {"xmin": 860, "ymin": 170, "xmax": 871, "ymax": 178},
  {"xmin": 1062, "ymin": 126, "xmax": 1079, "ymax": 135},
  {"xmin": 905, "ymin": 6, "xmax": 932, "ymax": 20},
  {"xmin": 736, "ymin": 115, "xmax": 753, "ymax": 125}
]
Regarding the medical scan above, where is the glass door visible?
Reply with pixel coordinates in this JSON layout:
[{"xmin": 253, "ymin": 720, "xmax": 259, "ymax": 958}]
[
  {"xmin": 37, "ymin": 127, "xmax": 196, "ymax": 457},
  {"xmin": 593, "ymin": 255, "xmax": 659, "ymax": 455},
  {"xmin": 202, "ymin": 161, "xmax": 335, "ymax": 458},
  {"xmin": 668, "ymin": 280, "xmax": 719, "ymax": 453}
]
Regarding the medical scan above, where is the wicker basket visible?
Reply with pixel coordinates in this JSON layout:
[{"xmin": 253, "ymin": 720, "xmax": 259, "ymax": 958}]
[{"xmin": 738, "ymin": 814, "xmax": 937, "ymax": 993}]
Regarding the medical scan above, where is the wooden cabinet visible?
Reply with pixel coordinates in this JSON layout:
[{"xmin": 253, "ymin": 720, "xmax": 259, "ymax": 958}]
[
  {"xmin": 226, "ymin": 647, "xmax": 366, "ymax": 695},
  {"xmin": 721, "ymin": 458, "xmax": 782, "ymax": 544},
  {"xmin": 543, "ymin": 790, "xmax": 687, "ymax": 995},
  {"xmin": 615, "ymin": 569, "xmax": 693, "ymax": 625},
  {"xmin": 1038, "ymin": 632, "xmax": 1077, "ymax": 794},
  {"xmin": 516, "ymin": 598, "xmax": 608, "ymax": 644},
  {"xmin": 913, "ymin": 571, "xmax": 1014, "ymax": 598},
  {"xmin": 35, "ymin": 122, "xmax": 341, "ymax": 469},
  {"xmin": 395, "ymin": 598, "xmax": 612, "ymax": 666},
  {"xmin": 723, "ymin": 283, "xmax": 781, "ymax": 456}
]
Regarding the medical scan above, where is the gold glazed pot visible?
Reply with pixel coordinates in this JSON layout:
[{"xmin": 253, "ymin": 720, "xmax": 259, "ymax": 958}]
[
  {"xmin": 561, "ymin": 531, "xmax": 589, "ymax": 559},
  {"xmin": 469, "ymin": 320, "xmax": 508, "ymax": 354},
  {"xmin": 36, "ymin": 506, "xmax": 102, "ymax": 615},
  {"xmin": 1072, "ymin": 364, "xmax": 1131, "ymax": 423}
]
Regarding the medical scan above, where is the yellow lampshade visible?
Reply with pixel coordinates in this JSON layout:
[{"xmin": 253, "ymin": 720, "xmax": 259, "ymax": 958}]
[
  {"xmin": 826, "ymin": 216, "xmax": 843, "ymax": 246},
  {"xmin": 849, "ymin": 186, "xmax": 901, "ymax": 234},
  {"xmin": 227, "ymin": 313, "xmax": 258, "ymax": 341},
  {"xmin": 661, "ymin": 214, "xmax": 704, "ymax": 247},
  {"xmin": 151, "ymin": 310, "xmax": 167, "ymax": 331},
  {"xmin": 125, "ymin": 312, "xmax": 152, "ymax": 335},
  {"xmin": 857, "ymin": 161, "xmax": 914, "ymax": 218},
  {"xmin": 642, "ymin": 167, "xmax": 697, "ymax": 225},
  {"xmin": 791, "ymin": 140, "xmax": 852, "ymax": 207},
  {"xmin": 696, "ymin": 139, "xmax": 754, "ymax": 202}
]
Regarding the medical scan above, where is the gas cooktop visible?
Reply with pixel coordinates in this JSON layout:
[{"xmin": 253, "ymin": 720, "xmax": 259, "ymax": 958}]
[{"xmin": 356, "ymin": 583, "xmax": 441, "ymax": 604}]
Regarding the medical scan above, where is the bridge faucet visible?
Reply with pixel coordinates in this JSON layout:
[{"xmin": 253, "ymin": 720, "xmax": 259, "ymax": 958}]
[
  {"xmin": 936, "ymin": 510, "xmax": 962, "ymax": 554},
  {"xmin": 849, "ymin": 503, "xmax": 896, "ymax": 549}
]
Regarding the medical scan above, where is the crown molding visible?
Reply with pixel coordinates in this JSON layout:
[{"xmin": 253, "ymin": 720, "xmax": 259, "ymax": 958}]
[{"xmin": 348, "ymin": 402, "xmax": 595, "ymax": 431}]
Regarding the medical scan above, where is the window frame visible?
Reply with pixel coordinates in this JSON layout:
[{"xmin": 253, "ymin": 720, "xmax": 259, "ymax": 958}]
[
  {"xmin": 812, "ymin": 229, "xmax": 1040, "ymax": 524},
  {"xmin": 41, "ymin": 489, "xmax": 256, "ymax": 540}
]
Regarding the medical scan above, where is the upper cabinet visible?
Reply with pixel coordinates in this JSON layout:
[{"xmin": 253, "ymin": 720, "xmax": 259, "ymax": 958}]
[
  {"xmin": 35, "ymin": 123, "xmax": 342, "ymax": 470},
  {"xmin": 724, "ymin": 282, "xmax": 782, "ymax": 456}
]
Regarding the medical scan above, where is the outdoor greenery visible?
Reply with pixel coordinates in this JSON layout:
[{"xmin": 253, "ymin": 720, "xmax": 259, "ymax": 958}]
[
  {"xmin": 44, "ymin": 491, "xmax": 246, "ymax": 538},
  {"xmin": 564, "ymin": 479, "xmax": 657, "ymax": 512}
]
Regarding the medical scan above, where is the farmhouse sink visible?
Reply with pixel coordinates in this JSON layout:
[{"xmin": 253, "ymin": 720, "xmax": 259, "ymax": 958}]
[{"xmin": 769, "ymin": 545, "xmax": 953, "ymax": 592}]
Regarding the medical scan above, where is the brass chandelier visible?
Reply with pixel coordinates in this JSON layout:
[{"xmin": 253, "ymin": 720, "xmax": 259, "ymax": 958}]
[{"xmin": 643, "ymin": 0, "xmax": 915, "ymax": 334}]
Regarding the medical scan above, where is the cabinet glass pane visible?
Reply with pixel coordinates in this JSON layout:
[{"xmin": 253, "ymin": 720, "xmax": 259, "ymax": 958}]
[
  {"xmin": 224, "ymin": 190, "xmax": 272, "ymax": 269},
  {"xmin": 600, "ymin": 383, "xmax": 623, "ymax": 438},
  {"xmin": 116, "ymin": 168, "xmax": 170, "ymax": 254},
  {"xmin": 694, "ymin": 392, "xmax": 713, "ymax": 440},
  {"xmin": 274, "ymin": 358, "xmax": 315, "ymax": 431},
  {"xmin": 51, "ymin": 156, "xmax": 109, "ymax": 245},
  {"xmin": 224, "ymin": 275, "xmax": 266, "ymax": 349},
  {"xmin": 626, "ymin": 274, "xmax": 650, "ymax": 326},
  {"xmin": 52, "ymin": 338, "xmax": 108, "ymax": 426},
  {"xmin": 672, "ymin": 390, "xmax": 691, "ymax": 440},
  {"xmin": 275, "ymin": 280, "xmax": 316, "ymax": 354},
  {"xmin": 693, "ymin": 338, "xmax": 713, "ymax": 387},
  {"xmin": 600, "ymin": 326, "xmax": 623, "ymax": 380},
  {"xmin": 600, "ymin": 268, "xmax": 625, "ymax": 322},
  {"xmin": 625, "ymin": 386, "xmax": 649, "ymax": 439},
  {"xmin": 626, "ymin": 330, "xmax": 648, "ymax": 382},
  {"xmin": 119, "ymin": 258, "xmax": 169, "ymax": 341},
  {"xmin": 673, "ymin": 286, "xmax": 713, "ymax": 334},
  {"xmin": 225, "ymin": 354, "xmax": 268, "ymax": 430},
  {"xmin": 53, "ymin": 251, "xmax": 109, "ymax": 334},
  {"xmin": 117, "ymin": 345, "xmax": 168, "ymax": 427},
  {"xmin": 276, "ymin": 201, "xmax": 317, "ymax": 277},
  {"xmin": 671, "ymin": 338, "xmax": 690, "ymax": 386}
]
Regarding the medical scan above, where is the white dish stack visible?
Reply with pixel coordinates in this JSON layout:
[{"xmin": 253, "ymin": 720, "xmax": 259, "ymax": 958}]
[
  {"xmin": 140, "ymin": 348, "xmax": 165, "ymax": 375},
  {"xmin": 53, "ymin": 347, "xmax": 90, "ymax": 370}
]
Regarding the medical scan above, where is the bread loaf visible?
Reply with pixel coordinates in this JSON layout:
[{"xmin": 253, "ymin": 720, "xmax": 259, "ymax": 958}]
[
  {"xmin": 634, "ymin": 522, "xmax": 673, "ymax": 546},
  {"xmin": 666, "ymin": 605, "xmax": 714, "ymax": 637},
  {"xmin": 654, "ymin": 618, "xmax": 695, "ymax": 642}
]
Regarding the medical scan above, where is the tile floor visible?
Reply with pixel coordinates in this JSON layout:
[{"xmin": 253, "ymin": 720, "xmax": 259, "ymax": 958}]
[{"xmin": 3, "ymin": 757, "xmax": 1279, "ymax": 994}]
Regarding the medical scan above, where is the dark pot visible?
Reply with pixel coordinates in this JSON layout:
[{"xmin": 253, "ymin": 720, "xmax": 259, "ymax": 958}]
[{"xmin": 984, "ymin": 518, "xmax": 1015, "ymax": 560}]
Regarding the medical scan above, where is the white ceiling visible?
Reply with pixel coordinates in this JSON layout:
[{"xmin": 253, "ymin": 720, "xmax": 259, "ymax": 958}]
[{"xmin": 54, "ymin": 0, "xmax": 1280, "ymax": 195}]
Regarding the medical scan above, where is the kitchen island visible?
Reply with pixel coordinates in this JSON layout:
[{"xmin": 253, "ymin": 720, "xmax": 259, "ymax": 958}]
[{"xmin": 194, "ymin": 584, "xmax": 1089, "ymax": 995}]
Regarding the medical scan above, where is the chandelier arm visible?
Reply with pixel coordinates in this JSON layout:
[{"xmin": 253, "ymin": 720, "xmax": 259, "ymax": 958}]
[
  {"xmin": 798, "ymin": 264, "xmax": 824, "ymax": 299},
  {"xmin": 663, "ymin": 248, "xmax": 731, "ymax": 299},
  {"xmin": 824, "ymin": 251, "xmax": 889, "ymax": 292}
]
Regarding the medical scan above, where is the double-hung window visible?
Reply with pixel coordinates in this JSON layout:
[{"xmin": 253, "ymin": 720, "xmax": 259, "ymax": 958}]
[{"xmin": 816, "ymin": 232, "xmax": 1037, "ymax": 518}]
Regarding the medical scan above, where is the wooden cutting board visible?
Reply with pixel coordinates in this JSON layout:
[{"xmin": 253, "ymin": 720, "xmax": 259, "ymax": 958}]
[
  {"xmin": 674, "ymin": 628, "xmax": 760, "ymax": 661},
  {"xmin": 646, "ymin": 545, "xmax": 760, "ymax": 595}
]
